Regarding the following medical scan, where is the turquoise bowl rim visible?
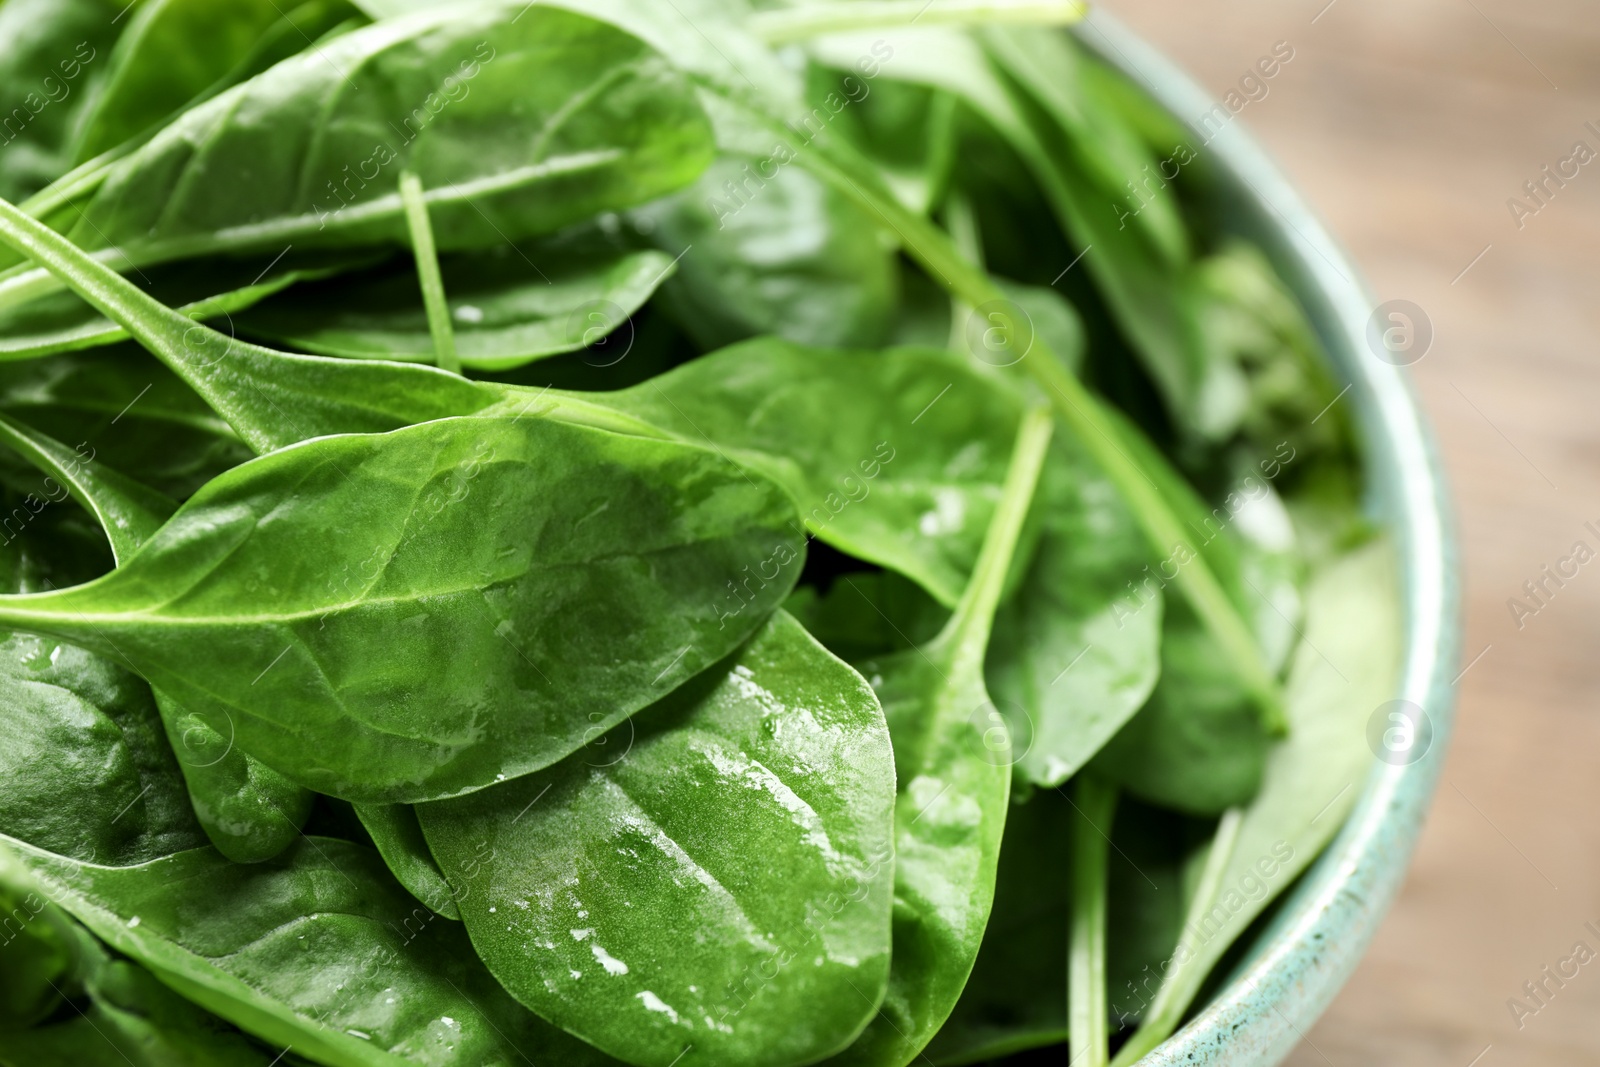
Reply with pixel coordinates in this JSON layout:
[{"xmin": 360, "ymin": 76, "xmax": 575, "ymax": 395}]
[{"xmin": 1073, "ymin": 11, "xmax": 1462, "ymax": 1065}]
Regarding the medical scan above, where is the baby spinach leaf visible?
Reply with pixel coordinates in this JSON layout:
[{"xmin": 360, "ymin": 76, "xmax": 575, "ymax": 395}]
[
  {"xmin": 923, "ymin": 789, "xmax": 1071, "ymax": 1065},
  {"xmin": 986, "ymin": 434, "xmax": 1161, "ymax": 788},
  {"xmin": 420, "ymin": 609, "xmax": 896, "ymax": 1067},
  {"xmin": 1109, "ymin": 538, "xmax": 1403, "ymax": 1064},
  {"xmin": 1186, "ymin": 242, "xmax": 1349, "ymax": 460},
  {"xmin": 0, "ymin": 414, "xmax": 804, "ymax": 803},
  {"xmin": 633, "ymin": 155, "xmax": 900, "ymax": 351},
  {"xmin": 573, "ymin": 339, "xmax": 1025, "ymax": 607},
  {"xmin": 0, "ymin": 872, "xmax": 289, "ymax": 1067},
  {"xmin": 0, "ymin": 0, "xmax": 124, "ymax": 203},
  {"xmin": 0, "ymin": 609, "xmax": 204, "ymax": 866},
  {"xmin": 826, "ymin": 407, "xmax": 1051, "ymax": 1067},
  {"xmin": 1, "ymin": 835, "xmax": 622, "ymax": 1067},
  {"xmin": 0, "ymin": 0, "xmax": 716, "ymax": 317},
  {"xmin": 0, "ymin": 410, "xmax": 315, "ymax": 864},
  {"xmin": 70, "ymin": 0, "xmax": 364, "ymax": 165},
  {"xmin": 237, "ymin": 242, "xmax": 676, "ymax": 371},
  {"xmin": 354, "ymin": 804, "xmax": 459, "ymax": 920}
]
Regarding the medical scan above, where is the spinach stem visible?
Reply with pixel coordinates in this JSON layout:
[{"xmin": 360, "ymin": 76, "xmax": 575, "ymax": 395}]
[
  {"xmin": 1069, "ymin": 774, "xmax": 1118, "ymax": 1067},
  {"xmin": 789, "ymin": 135, "xmax": 1286, "ymax": 731},
  {"xmin": 18, "ymin": 152, "xmax": 119, "ymax": 221},
  {"xmin": 942, "ymin": 193, "xmax": 982, "ymax": 357},
  {"xmin": 1108, "ymin": 808, "xmax": 1244, "ymax": 1066},
  {"xmin": 399, "ymin": 172, "xmax": 462, "ymax": 375},
  {"xmin": 938, "ymin": 404, "xmax": 1053, "ymax": 674},
  {"xmin": 748, "ymin": 0, "xmax": 1087, "ymax": 45}
]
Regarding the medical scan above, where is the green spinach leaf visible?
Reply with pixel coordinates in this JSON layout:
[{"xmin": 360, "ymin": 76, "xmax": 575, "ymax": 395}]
[
  {"xmin": 421, "ymin": 609, "xmax": 896, "ymax": 1067},
  {"xmin": 0, "ymin": 414, "xmax": 803, "ymax": 803},
  {"xmin": 237, "ymin": 242, "xmax": 675, "ymax": 371},
  {"xmin": 0, "ymin": 410, "xmax": 315, "ymax": 864},
  {"xmin": 2, "ymin": 835, "xmax": 622, "ymax": 1067},
  {"xmin": 633, "ymin": 155, "xmax": 900, "ymax": 351},
  {"xmin": 0, "ymin": 865, "xmax": 289, "ymax": 1067},
  {"xmin": 70, "ymin": 0, "xmax": 364, "ymax": 165},
  {"xmin": 0, "ymin": 1, "xmax": 714, "ymax": 318}
]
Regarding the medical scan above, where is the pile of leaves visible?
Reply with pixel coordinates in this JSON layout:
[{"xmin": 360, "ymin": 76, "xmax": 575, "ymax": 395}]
[{"xmin": 0, "ymin": 1, "xmax": 1402, "ymax": 1066}]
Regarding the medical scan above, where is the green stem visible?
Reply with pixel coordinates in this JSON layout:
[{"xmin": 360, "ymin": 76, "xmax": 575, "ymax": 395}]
[
  {"xmin": 938, "ymin": 405, "xmax": 1052, "ymax": 673},
  {"xmin": 1108, "ymin": 808, "xmax": 1244, "ymax": 1066},
  {"xmin": 1070, "ymin": 775, "xmax": 1118, "ymax": 1067},
  {"xmin": 399, "ymin": 172, "xmax": 461, "ymax": 375},
  {"xmin": 748, "ymin": 0, "xmax": 1086, "ymax": 45},
  {"xmin": 789, "ymin": 132, "xmax": 1286, "ymax": 731},
  {"xmin": 941, "ymin": 193, "xmax": 982, "ymax": 362}
]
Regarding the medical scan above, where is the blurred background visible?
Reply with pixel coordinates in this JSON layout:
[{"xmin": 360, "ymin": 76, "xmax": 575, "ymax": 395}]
[{"xmin": 1098, "ymin": 1, "xmax": 1600, "ymax": 1063}]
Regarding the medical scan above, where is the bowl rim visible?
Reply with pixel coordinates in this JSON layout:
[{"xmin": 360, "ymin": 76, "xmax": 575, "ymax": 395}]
[{"xmin": 1072, "ymin": 12, "xmax": 1461, "ymax": 1065}]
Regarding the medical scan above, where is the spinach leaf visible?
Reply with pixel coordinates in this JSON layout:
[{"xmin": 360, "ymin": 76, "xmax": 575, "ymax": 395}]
[
  {"xmin": 574, "ymin": 339, "xmax": 1025, "ymax": 607},
  {"xmin": 633, "ymin": 154, "xmax": 900, "ymax": 350},
  {"xmin": 0, "ymin": 624, "xmax": 203, "ymax": 867},
  {"xmin": 826, "ymin": 407, "xmax": 1052, "ymax": 1067},
  {"xmin": 0, "ymin": 0, "xmax": 123, "ymax": 203},
  {"xmin": 1109, "ymin": 538, "xmax": 1402, "ymax": 1064},
  {"xmin": 0, "ymin": 414, "xmax": 804, "ymax": 803},
  {"xmin": 0, "ymin": 866, "xmax": 289, "ymax": 1067},
  {"xmin": 1, "ymin": 835, "xmax": 621, "ymax": 1067},
  {"xmin": 923, "ymin": 789, "xmax": 1072, "ymax": 1065},
  {"xmin": 0, "ymin": 471, "xmax": 203, "ymax": 869},
  {"xmin": 420, "ymin": 609, "xmax": 896, "ymax": 1067},
  {"xmin": 986, "ymin": 434, "xmax": 1161, "ymax": 788},
  {"xmin": 0, "ymin": 410, "xmax": 315, "ymax": 864},
  {"xmin": 237, "ymin": 241, "xmax": 676, "ymax": 371},
  {"xmin": 354, "ymin": 804, "xmax": 459, "ymax": 920},
  {"xmin": 0, "ymin": 1, "xmax": 715, "ymax": 318},
  {"xmin": 70, "ymin": 0, "xmax": 364, "ymax": 165},
  {"xmin": 1185, "ymin": 242, "xmax": 1350, "ymax": 460}
]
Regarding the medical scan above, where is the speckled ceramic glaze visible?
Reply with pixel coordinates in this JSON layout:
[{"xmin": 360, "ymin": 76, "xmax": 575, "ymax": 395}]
[{"xmin": 1073, "ymin": 12, "xmax": 1461, "ymax": 1065}]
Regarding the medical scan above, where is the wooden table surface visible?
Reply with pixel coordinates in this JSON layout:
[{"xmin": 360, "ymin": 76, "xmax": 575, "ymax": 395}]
[{"xmin": 1097, "ymin": 1, "xmax": 1600, "ymax": 1063}]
